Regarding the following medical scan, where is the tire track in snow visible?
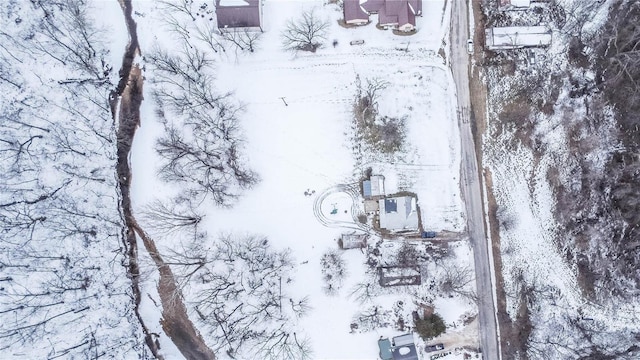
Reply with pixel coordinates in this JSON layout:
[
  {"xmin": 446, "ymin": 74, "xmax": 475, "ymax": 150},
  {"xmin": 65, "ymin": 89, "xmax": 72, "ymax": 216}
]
[{"xmin": 313, "ymin": 184, "xmax": 371, "ymax": 233}]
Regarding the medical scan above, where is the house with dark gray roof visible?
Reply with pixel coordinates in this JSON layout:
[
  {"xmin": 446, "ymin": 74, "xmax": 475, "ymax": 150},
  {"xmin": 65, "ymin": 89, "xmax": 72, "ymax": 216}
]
[
  {"xmin": 343, "ymin": 0, "xmax": 422, "ymax": 32},
  {"xmin": 215, "ymin": 0, "xmax": 263, "ymax": 31}
]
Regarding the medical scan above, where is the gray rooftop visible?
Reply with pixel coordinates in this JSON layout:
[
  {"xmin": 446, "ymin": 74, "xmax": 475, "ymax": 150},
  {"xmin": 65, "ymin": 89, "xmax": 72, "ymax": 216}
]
[{"xmin": 379, "ymin": 196, "xmax": 419, "ymax": 231}]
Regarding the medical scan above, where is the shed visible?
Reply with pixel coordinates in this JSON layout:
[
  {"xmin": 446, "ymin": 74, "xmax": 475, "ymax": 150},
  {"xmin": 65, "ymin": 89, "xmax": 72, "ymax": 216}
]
[
  {"xmin": 391, "ymin": 334, "xmax": 418, "ymax": 360},
  {"xmin": 391, "ymin": 343, "xmax": 418, "ymax": 360},
  {"xmin": 363, "ymin": 175, "xmax": 385, "ymax": 199},
  {"xmin": 392, "ymin": 333, "xmax": 415, "ymax": 347},
  {"xmin": 484, "ymin": 26, "xmax": 552, "ymax": 50},
  {"xmin": 339, "ymin": 233, "xmax": 367, "ymax": 250}
]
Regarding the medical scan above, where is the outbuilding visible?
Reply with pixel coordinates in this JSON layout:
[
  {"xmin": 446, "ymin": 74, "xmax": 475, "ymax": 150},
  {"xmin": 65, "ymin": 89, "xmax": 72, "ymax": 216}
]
[
  {"xmin": 363, "ymin": 175, "xmax": 385, "ymax": 199},
  {"xmin": 339, "ymin": 233, "xmax": 368, "ymax": 250},
  {"xmin": 484, "ymin": 26, "xmax": 552, "ymax": 50}
]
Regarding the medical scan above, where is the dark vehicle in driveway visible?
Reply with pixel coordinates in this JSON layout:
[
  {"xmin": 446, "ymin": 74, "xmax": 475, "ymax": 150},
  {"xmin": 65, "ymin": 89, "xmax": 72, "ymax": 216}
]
[
  {"xmin": 425, "ymin": 343, "xmax": 445, "ymax": 352},
  {"xmin": 422, "ymin": 231, "xmax": 437, "ymax": 238}
]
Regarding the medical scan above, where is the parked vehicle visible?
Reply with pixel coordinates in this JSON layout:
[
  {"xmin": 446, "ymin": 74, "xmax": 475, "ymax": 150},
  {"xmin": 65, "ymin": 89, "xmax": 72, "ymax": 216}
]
[
  {"xmin": 350, "ymin": 39, "xmax": 365, "ymax": 46},
  {"xmin": 467, "ymin": 39, "xmax": 473, "ymax": 54},
  {"xmin": 422, "ymin": 231, "xmax": 437, "ymax": 238},
  {"xmin": 425, "ymin": 343, "xmax": 445, "ymax": 352}
]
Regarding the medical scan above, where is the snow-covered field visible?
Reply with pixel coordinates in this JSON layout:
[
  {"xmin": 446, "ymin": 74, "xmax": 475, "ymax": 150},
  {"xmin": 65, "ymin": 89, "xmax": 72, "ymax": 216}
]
[{"xmin": 127, "ymin": 0, "xmax": 478, "ymax": 359}]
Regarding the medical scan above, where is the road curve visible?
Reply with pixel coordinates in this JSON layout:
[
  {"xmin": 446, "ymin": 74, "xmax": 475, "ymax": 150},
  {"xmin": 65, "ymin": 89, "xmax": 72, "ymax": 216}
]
[{"xmin": 449, "ymin": 0, "xmax": 501, "ymax": 359}]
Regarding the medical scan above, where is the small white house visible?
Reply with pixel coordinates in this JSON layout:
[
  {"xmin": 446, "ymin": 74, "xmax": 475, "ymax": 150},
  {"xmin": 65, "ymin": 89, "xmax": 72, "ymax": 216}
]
[{"xmin": 378, "ymin": 196, "xmax": 419, "ymax": 232}]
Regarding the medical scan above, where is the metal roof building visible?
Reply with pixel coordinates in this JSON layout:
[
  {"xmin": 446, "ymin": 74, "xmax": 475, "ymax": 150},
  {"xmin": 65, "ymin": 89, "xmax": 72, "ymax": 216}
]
[
  {"xmin": 485, "ymin": 26, "xmax": 552, "ymax": 50},
  {"xmin": 363, "ymin": 175, "xmax": 385, "ymax": 199}
]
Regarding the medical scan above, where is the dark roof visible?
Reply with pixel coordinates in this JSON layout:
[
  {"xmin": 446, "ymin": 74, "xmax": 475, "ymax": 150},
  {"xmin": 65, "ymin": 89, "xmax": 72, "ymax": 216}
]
[
  {"xmin": 361, "ymin": 0, "xmax": 384, "ymax": 12},
  {"xmin": 356, "ymin": 0, "xmax": 421, "ymax": 27},
  {"xmin": 216, "ymin": 0, "xmax": 261, "ymax": 28},
  {"xmin": 344, "ymin": 0, "xmax": 370, "ymax": 22}
]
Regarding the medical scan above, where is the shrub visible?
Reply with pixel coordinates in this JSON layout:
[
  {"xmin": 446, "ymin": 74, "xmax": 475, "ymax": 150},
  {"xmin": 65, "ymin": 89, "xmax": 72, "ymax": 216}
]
[{"xmin": 414, "ymin": 313, "xmax": 446, "ymax": 340}]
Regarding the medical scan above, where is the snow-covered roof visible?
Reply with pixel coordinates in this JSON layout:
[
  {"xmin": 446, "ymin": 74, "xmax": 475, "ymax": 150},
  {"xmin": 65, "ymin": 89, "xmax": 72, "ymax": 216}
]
[
  {"xmin": 485, "ymin": 26, "xmax": 552, "ymax": 50},
  {"xmin": 392, "ymin": 333, "xmax": 415, "ymax": 347},
  {"xmin": 379, "ymin": 196, "xmax": 419, "ymax": 231},
  {"xmin": 363, "ymin": 175, "xmax": 385, "ymax": 198},
  {"xmin": 391, "ymin": 341, "xmax": 418, "ymax": 360}
]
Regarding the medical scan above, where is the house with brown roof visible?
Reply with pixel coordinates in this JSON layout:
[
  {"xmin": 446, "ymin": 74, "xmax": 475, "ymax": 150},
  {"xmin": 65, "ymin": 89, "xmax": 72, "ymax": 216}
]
[
  {"xmin": 344, "ymin": 0, "xmax": 422, "ymax": 32},
  {"xmin": 215, "ymin": 0, "xmax": 263, "ymax": 31}
]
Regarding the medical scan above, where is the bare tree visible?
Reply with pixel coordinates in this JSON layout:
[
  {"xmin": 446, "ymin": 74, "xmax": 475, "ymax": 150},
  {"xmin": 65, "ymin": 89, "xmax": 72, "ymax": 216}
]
[
  {"xmin": 320, "ymin": 249, "xmax": 347, "ymax": 295},
  {"xmin": 148, "ymin": 46, "xmax": 258, "ymax": 207},
  {"xmin": 349, "ymin": 280, "xmax": 380, "ymax": 304},
  {"xmin": 139, "ymin": 199, "xmax": 203, "ymax": 238},
  {"xmin": 351, "ymin": 306, "xmax": 392, "ymax": 332},
  {"xmin": 220, "ymin": 28, "xmax": 262, "ymax": 54},
  {"xmin": 437, "ymin": 262, "xmax": 476, "ymax": 300},
  {"xmin": 170, "ymin": 234, "xmax": 310, "ymax": 359},
  {"xmin": 194, "ymin": 21, "xmax": 227, "ymax": 54},
  {"xmin": 281, "ymin": 9, "xmax": 329, "ymax": 52}
]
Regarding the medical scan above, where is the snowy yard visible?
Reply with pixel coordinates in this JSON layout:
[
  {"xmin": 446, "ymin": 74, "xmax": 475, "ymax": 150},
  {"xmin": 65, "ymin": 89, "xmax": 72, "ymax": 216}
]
[{"xmin": 128, "ymin": 0, "xmax": 478, "ymax": 359}]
